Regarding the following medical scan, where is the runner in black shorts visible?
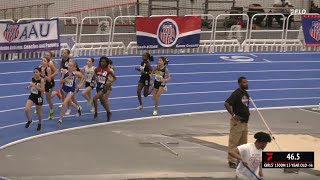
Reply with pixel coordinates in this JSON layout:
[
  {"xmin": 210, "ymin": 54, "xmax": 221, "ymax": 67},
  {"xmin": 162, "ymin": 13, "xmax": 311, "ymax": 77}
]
[
  {"xmin": 81, "ymin": 58, "xmax": 96, "ymax": 112},
  {"xmin": 92, "ymin": 57, "xmax": 116, "ymax": 122},
  {"xmin": 44, "ymin": 51, "xmax": 61, "ymax": 100},
  {"xmin": 135, "ymin": 52, "xmax": 154, "ymax": 110},
  {"xmin": 150, "ymin": 56, "xmax": 171, "ymax": 116},
  {"xmin": 39, "ymin": 57, "xmax": 55, "ymax": 119},
  {"xmin": 25, "ymin": 67, "xmax": 45, "ymax": 131}
]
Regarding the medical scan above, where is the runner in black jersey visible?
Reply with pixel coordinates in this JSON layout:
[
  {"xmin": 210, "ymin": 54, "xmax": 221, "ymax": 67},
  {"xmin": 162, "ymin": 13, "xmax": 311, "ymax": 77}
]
[
  {"xmin": 44, "ymin": 51, "xmax": 62, "ymax": 100},
  {"xmin": 150, "ymin": 56, "xmax": 171, "ymax": 116},
  {"xmin": 60, "ymin": 49, "xmax": 71, "ymax": 71},
  {"xmin": 135, "ymin": 52, "xmax": 154, "ymax": 110},
  {"xmin": 38, "ymin": 57, "xmax": 55, "ymax": 120},
  {"xmin": 25, "ymin": 67, "xmax": 45, "ymax": 131}
]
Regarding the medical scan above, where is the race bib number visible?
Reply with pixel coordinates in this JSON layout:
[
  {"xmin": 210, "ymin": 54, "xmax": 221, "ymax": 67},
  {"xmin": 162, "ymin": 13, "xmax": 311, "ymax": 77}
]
[
  {"xmin": 38, "ymin": 97, "xmax": 42, "ymax": 103},
  {"xmin": 98, "ymin": 76, "xmax": 106, "ymax": 84},
  {"xmin": 155, "ymin": 75, "xmax": 163, "ymax": 82},
  {"xmin": 31, "ymin": 87, "xmax": 38, "ymax": 94},
  {"xmin": 86, "ymin": 73, "xmax": 93, "ymax": 82},
  {"xmin": 65, "ymin": 77, "xmax": 74, "ymax": 87}
]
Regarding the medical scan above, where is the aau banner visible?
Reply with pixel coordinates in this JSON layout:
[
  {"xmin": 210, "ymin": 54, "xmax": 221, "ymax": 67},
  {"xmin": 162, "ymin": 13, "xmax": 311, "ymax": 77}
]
[
  {"xmin": 0, "ymin": 18, "xmax": 60, "ymax": 53},
  {"xmin": 136, "ymin": 16, "xmax": 201, "ymax": 49},
  {"xmin": 302, "ymin": 14, "xmax": 320, "ymax": 46}
]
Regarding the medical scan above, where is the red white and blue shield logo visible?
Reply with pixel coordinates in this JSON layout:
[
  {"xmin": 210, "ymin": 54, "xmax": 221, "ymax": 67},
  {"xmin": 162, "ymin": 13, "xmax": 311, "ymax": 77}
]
[
  {"xmin": 309, "ymin": 20, "xmax": 320, "ymax": 41},
  {"xmin": 3, "ymin": 24, "xmax": 20, "ymax": 43},
  {"xmin": 157, "ymin": 19, "xmax": 179, "ymax": 47}
]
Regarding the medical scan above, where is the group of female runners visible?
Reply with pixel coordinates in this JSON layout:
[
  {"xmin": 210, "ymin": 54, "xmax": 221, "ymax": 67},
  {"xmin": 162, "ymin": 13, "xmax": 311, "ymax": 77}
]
[{"xmin": 24, "ymin": 51, "xmax": 170, "ymax": 131}]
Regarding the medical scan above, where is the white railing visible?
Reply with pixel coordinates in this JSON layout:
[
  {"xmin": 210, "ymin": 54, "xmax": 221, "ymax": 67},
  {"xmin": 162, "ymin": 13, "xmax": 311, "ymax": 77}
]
[
  {"xmin": 1, "ymin": 13, "xmax": 320, "ymax": 60},
  {"xmin": 72, "ymin": 42, "xmax": 126, "ymax": 56},
  {"xmin": 249, "ymin": 13, "xmax": 286, "ymax": 40},
  {"xmin": 77, "ymin": 16, "xmax": 113, "ymax": 56},
  {"xmin": 110, "ymin": 15, "xmax": 142, "ymax": 56},
  {"xmin": 214, "ymin": 13, "xmax": 250, "ymax": 52}
]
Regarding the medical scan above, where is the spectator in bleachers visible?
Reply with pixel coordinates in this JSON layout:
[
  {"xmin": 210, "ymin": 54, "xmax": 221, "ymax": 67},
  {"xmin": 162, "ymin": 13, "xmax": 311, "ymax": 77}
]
[{"xmin": 267, "ymin": 0, "xmax": 294, "ymax": 29}]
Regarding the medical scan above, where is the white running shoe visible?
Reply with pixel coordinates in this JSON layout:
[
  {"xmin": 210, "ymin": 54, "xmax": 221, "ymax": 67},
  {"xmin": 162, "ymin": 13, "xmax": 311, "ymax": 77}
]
[
  {"xmin": 153, "ymin": 110, "xmax": 158, "ymax": 116},
  {"xmin": 90, "ymin": 107, "xmax": 95, "ymax": 113},
  {"xmin": 164, "ymin": 86, "xmax": 168, "ymax": 92},
  {"xmin": 138, "ymin": 105, "xmax": 143, "ymax": 110},
  {"xmin": 65, "ymin": 109, "xmax": 71, "ymax": 115},
  {"xmin": 59, "ymin": 104, "xmax": 62, "ymax": 108}
]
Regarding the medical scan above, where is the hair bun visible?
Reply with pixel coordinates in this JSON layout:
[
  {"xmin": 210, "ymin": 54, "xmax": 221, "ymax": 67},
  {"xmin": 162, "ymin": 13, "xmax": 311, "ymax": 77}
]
[{"xmin": 149, "ymin": 55, "xmax": 154, "ymax": 62}]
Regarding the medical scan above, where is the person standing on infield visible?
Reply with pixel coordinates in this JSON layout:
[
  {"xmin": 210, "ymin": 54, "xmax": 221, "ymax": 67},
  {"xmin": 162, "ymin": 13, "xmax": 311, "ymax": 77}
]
[{"xmin": 224, "ymin": 77, "xmax": 250, "ymax": 168}]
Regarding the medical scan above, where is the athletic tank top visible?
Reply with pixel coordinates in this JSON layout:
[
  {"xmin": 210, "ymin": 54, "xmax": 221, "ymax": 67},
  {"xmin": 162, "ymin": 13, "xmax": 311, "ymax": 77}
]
[
  {"xmin": 155, "ymin": 65, "xmax": 166, "ymax": 82},
  {"xmin": 84, "ymin": 65, "xmax": 95, "ymax": 83},
  {"xmin": 140, "ymin": 61, "xmax": 150, "ymax": 78},
  {"xmin": 62, "ymin": 72, "xmax": 76, "ymax": 90},
  {"xmin": 39, "ymin": 65, "xmax": 50, "ymax": 84},
  {"xmin": 96, "ymin": 67, "xmax": 109, "ymax": 88},
  {"xmin": 30, "ymin": 77, "xmax": 42, "ymax": 96},
  {"xmin": 61, "ymin": 57, "xmax": 70, "ymax": 70}
]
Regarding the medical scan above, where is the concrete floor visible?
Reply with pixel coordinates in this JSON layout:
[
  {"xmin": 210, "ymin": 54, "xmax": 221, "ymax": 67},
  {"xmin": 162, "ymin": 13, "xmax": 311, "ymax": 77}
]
[{"xmin": 0, "ymin": 108, "xmax": 319, "ymax": 180}]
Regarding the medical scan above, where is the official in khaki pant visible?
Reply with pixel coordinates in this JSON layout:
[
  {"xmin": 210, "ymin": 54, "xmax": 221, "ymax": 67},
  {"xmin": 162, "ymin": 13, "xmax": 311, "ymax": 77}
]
[{"xmin": 224, "ymin": 77, "xmax": 250, "ymax": 168}]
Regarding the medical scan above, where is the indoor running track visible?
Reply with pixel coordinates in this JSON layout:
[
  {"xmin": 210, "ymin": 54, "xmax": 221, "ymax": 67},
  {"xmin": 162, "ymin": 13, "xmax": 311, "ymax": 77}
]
[{"xmin": 0, "ymin": 52, "xmax": 320, "ymax": 146}]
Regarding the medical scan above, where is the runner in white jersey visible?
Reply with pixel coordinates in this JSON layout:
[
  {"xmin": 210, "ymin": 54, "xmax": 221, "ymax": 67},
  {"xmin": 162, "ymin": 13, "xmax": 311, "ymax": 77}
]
[{"xmin": 81, "ymin": 58, "xmax": 96, "ymax": 112}]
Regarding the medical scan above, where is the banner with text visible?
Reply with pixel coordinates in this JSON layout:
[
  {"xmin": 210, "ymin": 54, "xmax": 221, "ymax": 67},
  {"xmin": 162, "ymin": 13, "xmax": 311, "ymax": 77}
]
[
  {"xmin": 302, "ymin": 14, "xmax": 320, "ymax": 46},
  {"xmin": 136, "ymin": 16, "xmax": 201, "ymax": 49},
  {"xmin": 0, "ymin": 18, "xmax": 60, "ymax": 53}
]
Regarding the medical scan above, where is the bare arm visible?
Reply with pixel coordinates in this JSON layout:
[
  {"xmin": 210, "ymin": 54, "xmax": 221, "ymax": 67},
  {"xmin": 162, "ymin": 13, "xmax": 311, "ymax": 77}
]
[
  {"xmin": 39, "ymin": 79, "xmax": 45, "ymax": 93},
  {"xmin": 75, "ymin": 71, "xmax": 85, "ymax": 89},
  {"xmin": 224, "ymin": 102, "xmax": 234, "ymax": 116},
  {"xmin": 147, "ymin": 63, "xmax": 153, "ymax": 74},
  {"xmin": 150, "ymin": 65, "xmax": 156, "ymax": 80},
  {"xmin": 259, "ymin": 163, "xmax": 263, "ymax": 178},
  {"xmin": 164, "ymin": 68, "xmax": 171, "ymax": 82},
  {"xmin": 45, "ymin": 68, "xmax": 52, "ymax": 82},
  {"xmin": 60, "ymin": 70, "xmax": 67, "ymax": 84},
  {"xmin": 107, "ymin": 71, "xmax": 117, "ymax": 84},
  {"xmin": 228, "ymin": 147, "xmax": 248, "ymax": 167},
  {"xmin": 49, "ymin": 61, "xmax": 58, "ymax": 79}
]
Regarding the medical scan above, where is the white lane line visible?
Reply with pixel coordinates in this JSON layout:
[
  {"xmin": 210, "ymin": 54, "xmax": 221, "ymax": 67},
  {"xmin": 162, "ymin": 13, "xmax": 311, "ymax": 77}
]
[
  {"xmin": 0, "ymin": 99, "xmax": 318, "ymax": 129},
  {"xmin": 299, "ymin": 108, "xmax": 320, "ymax": 115},
  {"xmin": 1, "ymin": 61, "xmax": 320, "ymax": 74},
  {"xmin": 119, "ymin": 69, "xmax": 320, "ymax": 78},
  {"xmin": 2, "ymin": 85, "xmax": 320, "ymax": 100},
  {"xmin": 3, "ymin": 68, "xmax": 319, "ymax": 78},
  {"xmin": 263, "ymin": 59, "xmax": 272, "ymax": 62},
  {"xmin": 1, "ymin": 87, "xmax": 320, "ymax": 113},
  {"xmin": 0, "ymin": 103, "xmax": 317, "ymax": 150},
  {"xmin": 2, "ymin": 77, "xmax": 320, "ymax": 87}
]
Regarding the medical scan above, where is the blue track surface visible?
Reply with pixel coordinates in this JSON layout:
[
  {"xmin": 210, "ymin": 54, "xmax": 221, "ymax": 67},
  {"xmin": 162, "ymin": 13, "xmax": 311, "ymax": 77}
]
[{"xmin": 0, "ymin": 52, "xmax": 319, "ymax": 146}]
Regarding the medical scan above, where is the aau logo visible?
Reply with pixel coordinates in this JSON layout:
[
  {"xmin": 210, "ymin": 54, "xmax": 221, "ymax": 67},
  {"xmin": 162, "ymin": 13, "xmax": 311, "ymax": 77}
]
[
  {"xmin": 309, "ymin": 20, "xmax": 320, "ymax": 41},
  {"xmin": 157, "ymin": 19, "xmax": 179, "ymax": 47},
  {"xmin": 3, "ymin": 24, "xmax": 20, "ymax": 43}
]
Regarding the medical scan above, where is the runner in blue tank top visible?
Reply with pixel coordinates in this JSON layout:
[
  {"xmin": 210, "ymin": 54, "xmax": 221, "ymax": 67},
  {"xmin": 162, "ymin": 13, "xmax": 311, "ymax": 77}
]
[{"xmin": 58, "ymin": 60, "xmax": 85, "ymax": 125}]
